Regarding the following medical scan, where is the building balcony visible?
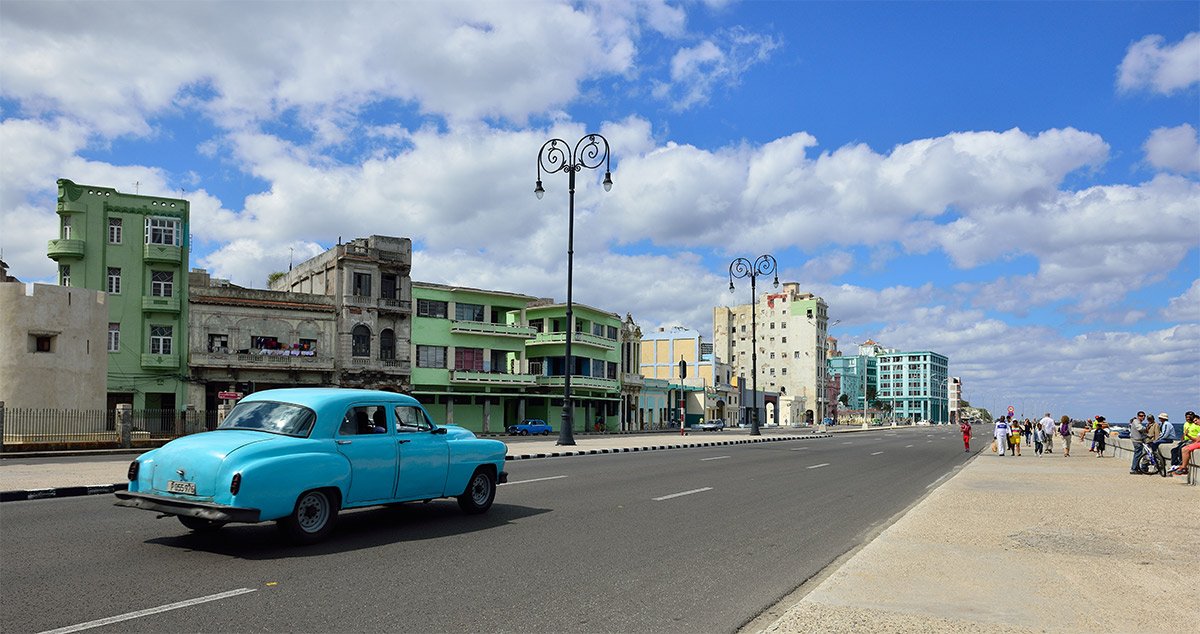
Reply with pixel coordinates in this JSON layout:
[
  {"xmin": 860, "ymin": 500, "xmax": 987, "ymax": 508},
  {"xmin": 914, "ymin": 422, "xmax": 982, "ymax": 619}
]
[
  {"xmin": 190, "ymin": 351, "xmax": 335, "ymax": 371},
  {"xmin": 58, "ymin": 201, "xmax": 88, "ymax": 214},
  {"xmin": 47, "ymin": 238, "xmax": 85, "ymax": 260},
  {"xmin": 140, "ymin": 353, "xmax": 179, "ymax": 369},
  {"xmin": 621, "ymin": 373, "xmax": 645, "ymax": 388},
  {"xmin": 528, "ymin": 331, "xmax": 616, "ymax": 351},
  {"xmin": 450, "ymin": 370, "xmax": 538, "ymax": 386},
  {"xmin": 378, "ymin": 297, "xmax": 412, "ymax": 313},
  {"xmin": 143, "ymin": 243, "xmax": 182, "ymax": 264},
  {"xmin": 450, "ymin": 320, "xmax": 536, "ymax": 338},
  {"xmin": 141, "ymin": 296, "xmax": 180, "ymax": 314},
  {"xmin": 347, "ymin": 357, "xmax": 411, "ymax": 373},
  {"xmin": 535, "ymin": 375, "xmax": 619, "ymax": 392}
]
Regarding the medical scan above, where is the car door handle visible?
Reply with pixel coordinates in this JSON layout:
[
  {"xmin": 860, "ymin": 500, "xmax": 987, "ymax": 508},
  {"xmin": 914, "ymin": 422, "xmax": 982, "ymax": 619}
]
[
  {"xmin": 336, "ymin": 440, "xmax": 352, "ymax": 445},
  {"xmin": 397, "ymin": 439, "xmax": 411, "ymax": 444}
]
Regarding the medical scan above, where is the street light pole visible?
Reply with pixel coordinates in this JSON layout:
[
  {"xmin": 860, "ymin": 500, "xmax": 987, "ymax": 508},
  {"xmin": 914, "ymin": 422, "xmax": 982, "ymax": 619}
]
[
  {"xmin": 729, "ymin": 255, "xmax": 779, "ymax": 437},
  {"xmin": 536, "ymin": 134, "xmax": 612, "ymax": 446}
]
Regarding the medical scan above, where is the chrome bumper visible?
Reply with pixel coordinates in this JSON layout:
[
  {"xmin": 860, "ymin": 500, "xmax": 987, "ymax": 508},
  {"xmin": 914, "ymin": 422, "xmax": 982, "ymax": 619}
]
[{"xmin": 114, "ymin": 490, "xmax": 261, "ymax": 523}]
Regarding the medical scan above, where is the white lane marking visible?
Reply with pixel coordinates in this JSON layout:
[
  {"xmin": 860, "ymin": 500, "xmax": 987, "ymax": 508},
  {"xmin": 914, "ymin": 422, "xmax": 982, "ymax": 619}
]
[
  {"xmin": 926, "ymin": 473, "xmax": 950, "ymax": 489},
  {"xmin": 841, "ymin": 441, "xmax": 853, "ymax": 445},
  {"xmin": 789, "ymin": 447, "xmax": 809, "ymax": 451},
  {"xmin": 871, "ymin": 451, "xmax": 884, "ymax": 456},
  {"xmin": 700, "ymin": 456, "xmax": 730, "ymax": 461},
  {"xmin": 653, "ymin": 487, "xmax": 713, "ymax": 501},
  {"xmin": 40, "ymin": 588, "xmax": 258, "ymax": 634},
  {"xmin": 906, "ymin": 444, "xmax": 914, "ymax": 448},
  {"xmin": 807, "ymin": 463, "xmax": 830, "ymax": 469},
  {"xmin": 500, "ymin": 475, "xmax": 567, "ymax": 486}
]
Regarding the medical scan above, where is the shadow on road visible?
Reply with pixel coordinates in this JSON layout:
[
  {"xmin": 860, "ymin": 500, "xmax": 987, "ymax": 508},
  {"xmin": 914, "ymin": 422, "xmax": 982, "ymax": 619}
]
[{"xmin": 143, "ymin": 502, "xmax": 550, "ymax": 559}]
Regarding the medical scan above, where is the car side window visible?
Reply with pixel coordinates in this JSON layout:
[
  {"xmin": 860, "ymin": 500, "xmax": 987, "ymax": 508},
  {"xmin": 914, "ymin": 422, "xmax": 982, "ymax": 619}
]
[
  {"xmin": 394, "ymin": 405, "xmax": 433, "ymax": 433},
  {"xmin": 339, "ymin": 406, "xmax": 389, "ymax": 436}
]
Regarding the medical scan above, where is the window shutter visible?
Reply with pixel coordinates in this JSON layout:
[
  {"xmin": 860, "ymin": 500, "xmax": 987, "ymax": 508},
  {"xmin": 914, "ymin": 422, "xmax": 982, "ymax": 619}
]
[{"xmin": 145, "ymin": 217, "xmax": 151, "ymax": 244}]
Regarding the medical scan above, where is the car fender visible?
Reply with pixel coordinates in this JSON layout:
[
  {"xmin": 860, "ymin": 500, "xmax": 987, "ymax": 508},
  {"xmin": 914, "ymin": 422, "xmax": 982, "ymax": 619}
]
[
  {"xmin": 445, "ymin": 437, "xmax": 506, "ymax": 495},
  {"xmin": 224, "ymin": 451, "xmax": 351, "ymax": 521}
]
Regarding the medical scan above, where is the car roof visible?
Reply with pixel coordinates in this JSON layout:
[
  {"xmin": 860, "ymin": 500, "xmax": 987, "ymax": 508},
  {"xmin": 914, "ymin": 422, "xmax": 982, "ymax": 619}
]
[{"xmin": 241, "ymin": 388, "xmax": 420, "ymax": 410}]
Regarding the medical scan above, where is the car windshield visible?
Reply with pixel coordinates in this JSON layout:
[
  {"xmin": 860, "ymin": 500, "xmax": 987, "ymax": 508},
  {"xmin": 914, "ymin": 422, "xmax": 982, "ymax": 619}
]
[{"xmin": 217, "ymin": 401, "xmax": 317, "ymax": 437}]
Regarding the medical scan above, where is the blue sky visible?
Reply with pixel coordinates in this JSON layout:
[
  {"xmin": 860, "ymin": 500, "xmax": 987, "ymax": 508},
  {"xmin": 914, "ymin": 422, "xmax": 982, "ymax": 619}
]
[{"xmin": 1, "ymin": 0, "xmax": 1197, "ymax": 418}]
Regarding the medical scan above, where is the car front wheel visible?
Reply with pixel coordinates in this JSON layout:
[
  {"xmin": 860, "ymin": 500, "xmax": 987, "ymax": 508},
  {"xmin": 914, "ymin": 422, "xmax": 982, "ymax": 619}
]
[
  {"xmin": 457, "ymin": 468, "xmax": 496, "ymax": 515},
  {"xmin": 278, "ymin": 488, "xmax": 339, "ymax": 544}
]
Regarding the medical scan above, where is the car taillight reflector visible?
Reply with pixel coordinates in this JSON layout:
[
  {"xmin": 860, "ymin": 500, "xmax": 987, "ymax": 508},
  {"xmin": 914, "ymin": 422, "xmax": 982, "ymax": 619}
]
[
  {"xmin": 230, "ymin": 473, "xmax": 242, "ymax": 495},
  {"xmin": 127, "ymin": 461, "xmax": 139, "ymax": 481}
]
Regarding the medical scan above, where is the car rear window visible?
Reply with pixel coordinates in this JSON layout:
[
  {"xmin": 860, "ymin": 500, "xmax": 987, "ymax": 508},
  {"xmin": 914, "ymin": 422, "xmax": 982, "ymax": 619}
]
[{"xmin": 217, "ymin": 401, "xmax": 317, "ymax": 437}]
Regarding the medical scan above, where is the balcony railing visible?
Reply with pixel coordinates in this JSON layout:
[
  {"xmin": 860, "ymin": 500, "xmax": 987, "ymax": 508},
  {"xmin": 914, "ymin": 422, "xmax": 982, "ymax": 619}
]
[
  {"xmin": 450, "ymin": 370, "xmax": 538, "ymax": 386},
  {"xmin": 347, "ymin": 357, "xmax": 411, "ymax": 373},
  {"xmin": 190, "ymin": 351, "xmax": 334, "ymax": 371},
  {"xmin": 450, "ymin": 320, "xmax": 536, "ymax": 338},
  {"xmin": 143, "ymin": 243, "xmax": 182, "ymax": 264},
  {"xmin": 378, "ymin": 297, "xmax": 412, "ymax": 313},
  {"xmin": 529, "ymin": 331, "xmax": 617, "ymax": 350},
  {"xmin": 47, "ymin": 238, "xmax": 85, "ymax": 260},
  {"xmin": 140, "ymin": 353, "xmax": 179, "ymax": 369},
  {"xmin": 535, "ymin": 375, "xmax": 619, "ymax": 391},
  {"xmin": 141, "ymin": 296, "xmax": 180, "ymax": 313}
]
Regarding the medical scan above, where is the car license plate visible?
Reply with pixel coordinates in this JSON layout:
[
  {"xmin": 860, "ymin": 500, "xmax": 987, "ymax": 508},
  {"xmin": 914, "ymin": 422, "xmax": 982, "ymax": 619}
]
[{"xmin": 167, "ymin": 480, "xmax": 196, "ymax": 495}]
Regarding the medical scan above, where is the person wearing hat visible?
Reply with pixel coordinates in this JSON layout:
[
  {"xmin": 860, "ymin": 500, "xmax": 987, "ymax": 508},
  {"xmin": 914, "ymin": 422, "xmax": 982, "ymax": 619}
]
[
  {"xmin": 1093, "ymin": 415, "xmax": 1108, "ymax": 457},
  {"xmin": 1149, "ymin": 412, "xmax": 1177, "ymax": 474}
]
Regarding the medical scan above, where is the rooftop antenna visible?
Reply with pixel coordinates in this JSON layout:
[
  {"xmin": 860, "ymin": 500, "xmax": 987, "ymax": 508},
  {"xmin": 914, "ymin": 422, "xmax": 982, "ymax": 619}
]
[
  {"xmin": 289, "ymin": 247, "xmax": 294, "ymax": 271},
  {"xmin": 133, "ymin": 181, "xmax": 140, "ymax": 194}
]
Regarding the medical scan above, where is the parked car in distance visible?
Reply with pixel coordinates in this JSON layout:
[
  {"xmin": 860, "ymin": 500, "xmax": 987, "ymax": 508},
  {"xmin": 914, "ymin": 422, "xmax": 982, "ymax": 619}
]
[
  {"xmin": 114, "ymin": 388, "xmax": 508, "ymax": 544},
  {"xmin": 506, "ymin": 419, "xmax": 553, "ymax": 436},
  {"xmin": 698, "ymin": 419, "xmax": 725, "ymax": 431}
]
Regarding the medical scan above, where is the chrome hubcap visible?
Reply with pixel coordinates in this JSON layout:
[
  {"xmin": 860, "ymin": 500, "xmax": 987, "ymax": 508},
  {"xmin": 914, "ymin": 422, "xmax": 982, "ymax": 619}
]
[
  {"xmin": 470, "ymin": 475, "xmax": 490, "ymax": 505},
  {"xmin": 297, "ymin": 492, "xmax": 329, "ymax": 533}
]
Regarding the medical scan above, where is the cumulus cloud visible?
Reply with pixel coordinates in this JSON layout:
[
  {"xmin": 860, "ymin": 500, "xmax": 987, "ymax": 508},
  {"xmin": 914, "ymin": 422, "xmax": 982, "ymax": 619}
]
[
  {"xmin": 653, "ymin": 27, "xmax": 780, "ymax": 110},
  {"xmin": 1144, "ymin": 123, "xmax": 1200, "ymax": 174},
  {"xmin": 1117, "ymin": 32, "xmax": 1200, "ymax": 95},
  {"xmin": 1162, "ymin": 280, "xmax": 1200, "ymax": 323}
]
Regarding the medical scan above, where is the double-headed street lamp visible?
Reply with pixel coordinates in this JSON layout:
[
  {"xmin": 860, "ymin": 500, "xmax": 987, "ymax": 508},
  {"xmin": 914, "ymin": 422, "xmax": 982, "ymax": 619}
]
[
  {"xmin": 729, "ymin": 254, "xmax": 778, "ymax": 436},
  {"xmin": 535, "ymin": 133, "xmax": 612, "ymax": 446}
]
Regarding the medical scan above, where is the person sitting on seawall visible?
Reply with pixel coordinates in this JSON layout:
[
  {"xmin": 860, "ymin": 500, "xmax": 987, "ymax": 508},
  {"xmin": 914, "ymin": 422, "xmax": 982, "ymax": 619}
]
[
  {"xmin": 1169, "ymin": 422, "xmax": 1200, "ymax": 477},
  {"xmin": 1149, "ymin": 412, "xmax": 1176, "ymax": 475},
  {"xmin": 1170, "ymin": 411, "xmax": 1199, "ymax": 469}
]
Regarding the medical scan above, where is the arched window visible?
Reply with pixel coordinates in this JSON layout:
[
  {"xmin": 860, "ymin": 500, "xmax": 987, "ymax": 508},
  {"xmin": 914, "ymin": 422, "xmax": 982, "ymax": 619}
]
[
  {"xmin": 380, "ymin": 328, "xmax": 395, "ymax": 360},
  {"xmin": 352, "ymin": 324, "xmax": 371, "ymax": 357}
]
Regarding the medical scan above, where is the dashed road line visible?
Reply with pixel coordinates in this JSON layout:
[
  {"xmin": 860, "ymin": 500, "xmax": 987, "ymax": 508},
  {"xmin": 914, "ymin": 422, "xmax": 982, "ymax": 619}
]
[
  {"xmin": 40, "ymin": 588, "xmax": 258, "ymax": 634},
  {"xmin": 871, "ymin": 451, "xmax": 884, "ymax": 456},
  {"xmin": 806, "ymin": 463, "xmax": 830, "ymax": 469},
  {"xmin": 653, "ymin": 487, "xmax": 713, "ymax": 501},
  {"xmin": 499, "ymin": 475, "xmax": 567, "ymax": 486},
  {"xmin": 700, "ymin": 456, "xmax": 731, "ymax": 461}
]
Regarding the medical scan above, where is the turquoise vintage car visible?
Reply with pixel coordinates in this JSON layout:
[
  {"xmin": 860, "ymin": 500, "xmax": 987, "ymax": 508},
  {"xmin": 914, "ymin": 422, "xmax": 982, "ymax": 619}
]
[{"xmin": 115, "ymin": 388, "xmax": 508, "ymax": 543}]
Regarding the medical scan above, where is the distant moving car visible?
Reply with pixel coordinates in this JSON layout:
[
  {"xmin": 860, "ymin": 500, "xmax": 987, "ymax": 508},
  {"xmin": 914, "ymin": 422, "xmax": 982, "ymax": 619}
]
[
  {"xmin": 115, "ymin": 388, "xmax": 508, "ymax": 544},
  {"xmin": 698, "ymin": 419, "xmax": 725, "ymax": 431},
  {"xmin": 507, "ymin": 419, "xmax": 553, "ymax": 436}
]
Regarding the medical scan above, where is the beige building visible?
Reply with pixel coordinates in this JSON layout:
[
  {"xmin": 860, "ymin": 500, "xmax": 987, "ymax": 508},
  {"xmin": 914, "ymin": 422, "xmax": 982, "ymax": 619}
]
[
  {"xmin": 714, "ymin": 282, "xmax": 830, "ymax": 424},
  {"xmin": 0, "ymin": 281, "xmax": 107, "ymax": 410}
]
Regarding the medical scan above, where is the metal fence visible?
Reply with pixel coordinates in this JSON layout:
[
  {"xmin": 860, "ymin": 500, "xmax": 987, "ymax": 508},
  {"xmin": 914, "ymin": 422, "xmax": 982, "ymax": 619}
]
[{"xmin": 0, "ymin": 406, "xmax": 214, "ymax": 450}]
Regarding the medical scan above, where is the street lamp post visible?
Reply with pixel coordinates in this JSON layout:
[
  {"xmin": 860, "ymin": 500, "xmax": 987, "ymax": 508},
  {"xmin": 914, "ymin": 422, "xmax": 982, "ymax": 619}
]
[
  {"xmin": 729, "ymin": 255, "xmax": 779, "ymax": 437},
  {"xmin": 536, "ymin": 134, "xmax": 612, "ymax": 446}
]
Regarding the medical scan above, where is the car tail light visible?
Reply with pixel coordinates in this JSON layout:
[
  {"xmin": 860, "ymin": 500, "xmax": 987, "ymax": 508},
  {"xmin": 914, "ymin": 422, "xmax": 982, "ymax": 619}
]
[
  {"xmin": 230, "ymin": 473, "xmax": 242, "ymax": 495},
  {"xmin": 127, "ymin": 461, "xmax": 139, "ymax": 481}
]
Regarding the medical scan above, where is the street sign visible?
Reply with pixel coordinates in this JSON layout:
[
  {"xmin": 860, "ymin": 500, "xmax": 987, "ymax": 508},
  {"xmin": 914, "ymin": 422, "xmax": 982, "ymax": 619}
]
[
  {"xmin": 218, "ymin": 391, "xmax": 243, "ymax": 400},
  {"xmin": 1007, "ymin": 406, "xmax": 1014, "ymax": 414}
]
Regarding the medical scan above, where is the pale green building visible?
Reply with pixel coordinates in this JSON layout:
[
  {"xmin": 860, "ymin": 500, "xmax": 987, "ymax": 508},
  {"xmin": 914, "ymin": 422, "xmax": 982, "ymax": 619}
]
[{"xmin": 47, "ymin": 179, "xmax": 189, "ymax": 411}]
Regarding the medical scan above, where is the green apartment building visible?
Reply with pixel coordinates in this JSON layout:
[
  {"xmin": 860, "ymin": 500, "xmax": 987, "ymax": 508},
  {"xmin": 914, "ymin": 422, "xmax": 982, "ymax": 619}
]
[
  {"xmin": 410, "ymin": 282, "xmax": 622, "ymax": 433},
  {"xmin": 47, "ymin": 179, "xmax": 189, "ymax": 411}
]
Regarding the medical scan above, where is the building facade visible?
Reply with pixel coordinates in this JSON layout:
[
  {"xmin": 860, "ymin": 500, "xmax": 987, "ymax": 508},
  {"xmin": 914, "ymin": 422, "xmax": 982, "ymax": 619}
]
[
  {"xmin": 877, "ymin": 351, "xmax": 950, "ymax": 423},
  {"xmin": 0, "ymin": 282, "xmax": 107, "ymax": 411},
  {"xmin": 47, "ymin": 179, "xmax": 189, "ymax": 410},
  {"xmin": 523, "ymin": 301, "xmax": 622, "ymax": 432},
  {"xmin": 270, "ymin": 236, "xmax": 413, "ymax": 392},
  {"xmin": 618, "ymin": 314, "xmax": 644, "ymax": 430},
  {"xmin": 948, "ymin": 376, "xmax": 962, "ymax": 425},
  {"xmin": 186, "ymin": 269, "xmax": 337, "ymax": 415},
  {"xmin": 714, "ymin": 282, "xmax": 830, "ymax": 424}
]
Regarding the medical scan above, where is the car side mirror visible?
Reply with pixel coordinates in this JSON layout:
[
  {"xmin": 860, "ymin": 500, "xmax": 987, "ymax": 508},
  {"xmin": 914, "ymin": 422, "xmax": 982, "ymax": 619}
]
[{"xmin": 432, "ymin": 427, "xmax": 447, "ymax": 435}]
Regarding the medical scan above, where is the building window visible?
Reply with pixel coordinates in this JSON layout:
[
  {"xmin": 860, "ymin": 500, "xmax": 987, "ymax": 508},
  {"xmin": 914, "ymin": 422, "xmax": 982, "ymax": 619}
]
[
  {"xmin": 61, "ymin": 215, "xmax": 72, "ymax": 239},
  {"xmin": 770, "ymin": 322, "xmax": 775, "ymax": 329},
  {"xmin": 145, "ymin": 217, "xmax": 180, "ymax": 246},
  {"xmin": 455, "ymin": 347, "xmax": 484, "ymax": 371},
  {"xmin": 108, "ymin": 217, "xmax": 122, "ymax": 244},
  {"xmin": 208, "ymin": 334, "xmax": 228, "ymax": 353},
  {"xmin": 151, "ymin": 270, "xmax": 174, "ymax": 297},
  {"xmin": 351, "ymin": 324, "xmax": 371, "ymax": 357},
  {"xmin": 380, "ymin": 273, "xmax": 399, "ymax": 299},
  {"xmin": 781, "ymin": 367, "xmax": 787, "ymax": 375},
  {"xmin": 59, "ymin": 265, "xmax": 70, "ymax": 287},
  {"xmin": 794, "ymin": 351, "xmax": 800, "ymax": 359},
  {"xmin": 380, "ymin": 329, "xmax": 395, "ymax": 360},
  {"xmin": 417, "ymin": 345, "xmax": 447, "ymax": 368},
  {"xmin": 107, "ymin": 267, "xmax": 121, "ymax": 294},
  {"xmin": 740, "ymin": 325, "xmax": 746, "ymax": 332},
  {"xmin": 31, "ymin": 334, "xmax": 55, "ymax": 353},
  {"xmin": 299, "ymin": 338, "xmax": 317, "ymax": 352},
  {"xmin": 781, "ymin": 337, "xmax": 787, "ymax": 344},
  {"xmin": 607, "ymin": 326, "xmax": 618, "ymax": 339},
  {"xmin": 781, "ymin": 321, "xmax": 786, "ymax": 328},
  {"xmin": 108, "ymin": 323, "xmax": 120, "ymax": 352},
  {"xmin": 417, "ymin": 299, "xmax": 448, "ymax": 318},
  {"xmin": 455, "ymin": 303, "xmax": 484, "ymax": 322},
  {"xmin": 150, "ymin": 325, "xmax": 173, "ymax": 355},
  {"xmin": 352, "ymin": 272, "xmax": 372, "ymax": 297}
]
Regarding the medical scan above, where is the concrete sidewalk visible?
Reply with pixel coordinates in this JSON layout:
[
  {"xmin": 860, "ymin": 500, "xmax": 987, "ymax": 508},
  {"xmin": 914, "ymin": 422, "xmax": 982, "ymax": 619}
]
[
  {"xmin": 0, "ymin": 426, "xmax": 851, "ymax": 499},
  {"xmin": 755, "ymin": 435, "xmax": 1198, "ymax": 633}
]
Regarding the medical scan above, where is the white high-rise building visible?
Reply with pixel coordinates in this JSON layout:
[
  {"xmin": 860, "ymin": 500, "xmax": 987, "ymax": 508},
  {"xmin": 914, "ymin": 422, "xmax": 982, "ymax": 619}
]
[{"xmin": 714, "ymin": 282, "xmax": 829, "ymax": 424}]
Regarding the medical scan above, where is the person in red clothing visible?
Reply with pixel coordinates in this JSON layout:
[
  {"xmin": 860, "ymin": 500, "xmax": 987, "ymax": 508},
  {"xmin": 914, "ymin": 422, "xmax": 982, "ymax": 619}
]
[{"xmin": 960, "ymin": 419, "xmax": 972, "ymax": 452}]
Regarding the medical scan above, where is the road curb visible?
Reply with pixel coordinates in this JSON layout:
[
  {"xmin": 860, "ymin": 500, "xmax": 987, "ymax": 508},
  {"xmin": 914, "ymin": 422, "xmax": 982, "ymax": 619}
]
[
  {"xmin": 504, "ymin": 433, "xmax": 829, "ymax": 461},
  {"xmin": 0, "ymin": 482, "xmax": 128, "ymax": 503}
]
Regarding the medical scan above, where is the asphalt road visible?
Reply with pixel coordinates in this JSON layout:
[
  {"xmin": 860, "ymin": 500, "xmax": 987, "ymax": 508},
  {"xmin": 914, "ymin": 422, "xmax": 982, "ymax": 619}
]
[{"xmin": 1, "ymin": 425, "xmax": 983, "ymax": 633}]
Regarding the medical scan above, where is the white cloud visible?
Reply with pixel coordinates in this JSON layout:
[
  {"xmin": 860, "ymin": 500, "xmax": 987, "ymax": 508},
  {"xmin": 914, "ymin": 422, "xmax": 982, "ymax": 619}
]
[
  {"xmin": 1162, "ymin": 279, "xmax": 1200, "ymax": 323},
  {"xmin": 653, "ymin": 27, "xmax": 781, "ymax": 110},
  {"xmin": 1117, "ymin": 32, "xmax": 1200, "ymax": 95},
  {"xmin": 799, "ymin": 251, "xmax": 856, "ymax": 282},
  {"xmin": 1144, "ymin": 123, "xmax": 1200, "ymax": 174}
]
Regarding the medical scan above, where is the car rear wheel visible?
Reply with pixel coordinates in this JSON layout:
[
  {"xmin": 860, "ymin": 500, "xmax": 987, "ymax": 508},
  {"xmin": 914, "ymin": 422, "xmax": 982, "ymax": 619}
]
[
  {"xmin": 540, "ymin": 430, "xmax": 549, "ymax": 436},
  {"xmin": 278, "ymin": 488, "xmax": 339, "ymax": 544},
  {"xmin": 457, "ymin": 468, "xmax": 496, "ymax": 515},
  {"xmin": 178, "ymin": 515, "xmax": 227, "ymax": 532},
  {"xmin": 519, "ymin": 430, "xmax": 529, "ymax": 436}
]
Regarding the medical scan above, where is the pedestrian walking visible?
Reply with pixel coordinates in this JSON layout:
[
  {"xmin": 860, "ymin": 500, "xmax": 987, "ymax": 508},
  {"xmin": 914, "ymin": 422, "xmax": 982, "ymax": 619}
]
[
  {"xmin": 1059, "ymin": 415, "xmax": 1073, "ymax": 457},
  {"xmin": 960, "ymin": 419, "xmax": 972, "ymax": 452},
  {"xmin": 1023, "ymin": 420, "xmax": 1032, "ymax": 445},
  {"xmin": 1039, "ymin": 413, "xmax": 1055, "ymax": 454},
  {"xmin": 994, "ymin": 418, "xmax": 1011, "ymax": 457},
  {"xmin": 1094, "ymin": 416, "xmax": 1108, "ymax": 457},
  {"xmin": 1033, "ymin": 423, "xmax": 1045, "ymax": 455}
]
